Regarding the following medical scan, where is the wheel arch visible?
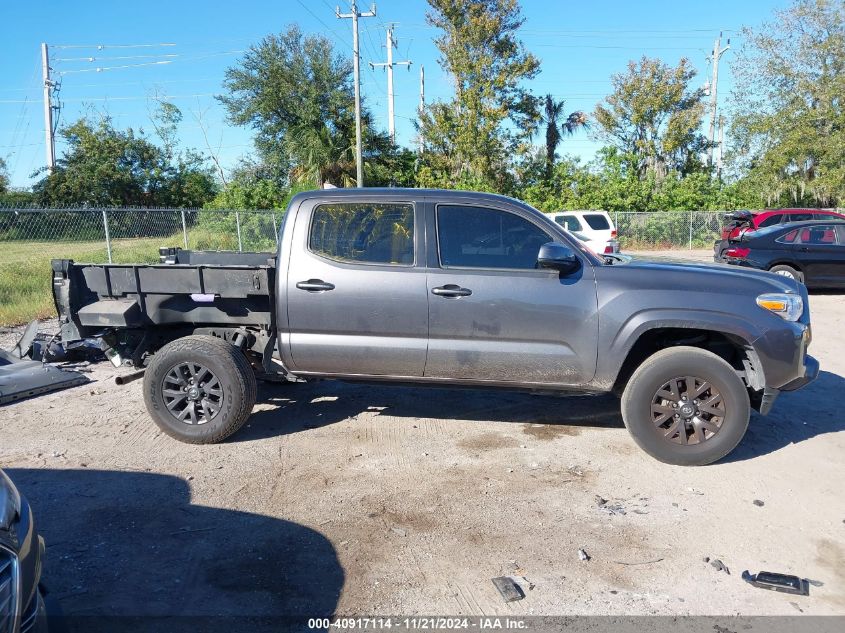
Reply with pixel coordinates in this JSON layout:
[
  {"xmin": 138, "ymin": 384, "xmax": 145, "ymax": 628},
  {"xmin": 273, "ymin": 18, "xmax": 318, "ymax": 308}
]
[{"xmin": 606, "ymin": 322, "xmax": 765, "ymax": 399}]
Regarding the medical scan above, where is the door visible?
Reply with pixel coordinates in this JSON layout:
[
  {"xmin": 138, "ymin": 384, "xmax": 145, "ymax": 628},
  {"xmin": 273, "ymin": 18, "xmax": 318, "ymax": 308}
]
[
  {"xmin": 425, "ymin": 203, "xmax": 599, "ymax": 385},
  {"xmin": 790, "ymin": 224, "xmax": 845, "ymax": 286},
  {"xmin": 285, "ymin": 199, "xmax": 428, "ymax": 376}
]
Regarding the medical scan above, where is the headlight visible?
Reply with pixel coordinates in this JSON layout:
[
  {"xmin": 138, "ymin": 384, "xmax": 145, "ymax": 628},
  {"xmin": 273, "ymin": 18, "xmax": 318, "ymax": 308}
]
[
  {"xmin": 756, "ymin": 293, "xmax": 803, "ymax": 322},
  {"xmin": 0, "ymin": 470, "xmax": 21, "ymax": 531}
]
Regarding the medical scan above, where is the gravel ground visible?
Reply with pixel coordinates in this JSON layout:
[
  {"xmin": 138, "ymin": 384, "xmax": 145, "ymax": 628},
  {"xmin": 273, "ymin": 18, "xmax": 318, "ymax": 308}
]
[{"xmin": 0, "ymin": 250, "xmax": 843, "ymax": 619}]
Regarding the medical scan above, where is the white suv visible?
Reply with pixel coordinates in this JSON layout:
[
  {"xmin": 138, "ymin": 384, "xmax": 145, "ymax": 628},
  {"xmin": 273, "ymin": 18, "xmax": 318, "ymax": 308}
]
[{"xmin": 546, "ymin": 210, "xmax": 618, "ymax": 253}]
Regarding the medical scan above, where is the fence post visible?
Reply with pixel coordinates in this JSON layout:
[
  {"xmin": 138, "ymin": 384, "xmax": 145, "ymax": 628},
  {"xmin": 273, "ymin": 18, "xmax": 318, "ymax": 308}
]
[
  {"xmin": 102, "ymin": 209, "xmax": 113, "ymax": 263},
  {"xmin": 271, "ymin": 210, "xmax": 278, "ymax": 246},
  {"xmin": 688, "ymin": 209, "xmax": 694, "ymax": 250},
  {"xmin": 180, "ymin": 209, "xmax": 188, "ymax": 250},
  {"xmin": 235, "ymin": 211, "xmax": 243, "ymax": 252}
]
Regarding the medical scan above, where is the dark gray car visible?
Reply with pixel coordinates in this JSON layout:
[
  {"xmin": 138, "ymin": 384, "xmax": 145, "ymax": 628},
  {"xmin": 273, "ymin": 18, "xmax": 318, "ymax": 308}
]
[
  {"xmin": 1, "ymin": 469, "xmax": 48, "ymax": 633},
  {"xmin": 51, "ymin": 189, "xmax": 818, "ymax": 465}
]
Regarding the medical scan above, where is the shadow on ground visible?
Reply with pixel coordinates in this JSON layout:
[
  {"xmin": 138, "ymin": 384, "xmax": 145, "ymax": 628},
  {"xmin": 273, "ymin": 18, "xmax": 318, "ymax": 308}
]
[
  {"xmin": 237, "ymin": 381, "xmax": 625, "ymax": 444},
  {"xmin": 727, "ymin": 370, "xmax": 845, "ymax": 463},
  {"xmin": 242, "ymin": 370, "xmax": 845, "ymax": 465},
  {"xmin": 9, "ymin": 468, "xmax": 343, "ymax": 632}
]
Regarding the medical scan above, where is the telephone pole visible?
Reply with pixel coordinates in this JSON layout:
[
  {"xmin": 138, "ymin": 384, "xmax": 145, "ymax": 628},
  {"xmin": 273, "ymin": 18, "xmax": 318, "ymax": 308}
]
[
  {"xmin": 417, "ymin": 64, "xmax": 425, "ymax": 154},
  {"xmin": 370, "ymin": 25, "xmax": 411, "ymax": 146},
  {"xmin": 336, "ymin": 1, "xmax": 376, "ymax": 187},
  {"xmin": 41, "ymin": 42, "xmax": 56, "ymax": 172},
  {"xmin": 707, "ymin": 32, "xmax": 730, "ymax": 168},
  {"xmin": 716, "ymin": 113, "xmax": 725, "ymax": 180},
  {"xmin": 419, "ymin": 64, "xmax": 425, "ymax": 115}
]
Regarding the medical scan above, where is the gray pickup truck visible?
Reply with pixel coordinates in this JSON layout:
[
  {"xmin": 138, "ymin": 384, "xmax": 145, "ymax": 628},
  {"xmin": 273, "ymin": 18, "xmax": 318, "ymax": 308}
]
[{"xmin": 51, "ymin": 189, "xmax": 818, "ymax": 465}]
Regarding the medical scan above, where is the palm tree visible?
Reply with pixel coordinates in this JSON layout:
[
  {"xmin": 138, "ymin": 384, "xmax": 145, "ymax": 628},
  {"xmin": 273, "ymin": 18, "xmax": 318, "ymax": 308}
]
[{"xmin": 540, "ymin": 94, "xmax": 588, "ymax": 177}]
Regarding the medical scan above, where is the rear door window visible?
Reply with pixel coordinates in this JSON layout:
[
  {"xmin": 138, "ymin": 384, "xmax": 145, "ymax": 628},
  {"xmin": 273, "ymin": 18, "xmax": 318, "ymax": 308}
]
[
  {"xmin": 309, "ymin": 202, "xmax": 414, "ymax": 265},
  {"xmin": 797, "ymin": 225, "xmax": 838, "ymax": 245},
  {"xmin": 555, "ymin": 215, "xmax": 582, "ymax": 231},
  {"xmin": 437, "ymin": 205, "xmax": 553, "ymax": 270},
  {"xmin": 583, "ymin": 214, "xmax": 611, "ymax": 230},
  {"xmin": 785, "ymin": 213, "xmax": 814, "ymax": 222}
]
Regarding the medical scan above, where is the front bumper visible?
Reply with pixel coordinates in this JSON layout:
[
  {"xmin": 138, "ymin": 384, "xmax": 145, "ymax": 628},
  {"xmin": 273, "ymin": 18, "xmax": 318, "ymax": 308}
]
[
  {"xmin": 780, "ymin": 353, "xmax": 819, "ymax": 391},
  {"xmin": 758, "ymin": 354, "xmax": 819, "ymax": 415}
]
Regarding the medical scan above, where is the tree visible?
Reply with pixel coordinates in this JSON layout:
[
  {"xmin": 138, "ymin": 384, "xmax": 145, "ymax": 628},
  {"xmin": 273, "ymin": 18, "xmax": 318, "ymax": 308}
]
[
  {"xmin": 418, "ymin": 0, "xmax": 540, "ymax": 189},
  {"xmin": 593, "ymin": 57, "xmax": 709, "ymax": 179},
  {"xmin": 731, "ymin": 0, "xmax": 845, "ymax": 207},
  {"xmin": 0, "ymin": 157, "xmax": 9, "ymax": 194},
  {"xmin": 32, "ymin": 116, "xmax": 217, "ymax": 207},
  {"xmin": 219, "ymin": 25, "xmax": 390, "ymax": 188},
  {"xmin": 539, "ymin": 95, "xmax": 588, "ymax": 178}
]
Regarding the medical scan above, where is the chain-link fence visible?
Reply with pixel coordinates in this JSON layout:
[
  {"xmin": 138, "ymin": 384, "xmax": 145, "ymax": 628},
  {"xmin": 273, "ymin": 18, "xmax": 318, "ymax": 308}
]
[
  {"xmin": 611, "ymin": 210, "xmax": 724, "ymax": 249},
  {"xmin": 0, "ymin": 207, "xmax": 284, "ymax": 264},
  {"xmin": 0, "ymin": 207, "xmax": 728, "ymax": 258}
]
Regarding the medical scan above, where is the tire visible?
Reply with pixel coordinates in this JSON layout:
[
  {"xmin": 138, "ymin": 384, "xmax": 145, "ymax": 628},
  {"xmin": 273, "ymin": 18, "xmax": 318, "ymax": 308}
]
[
  {"xmin": 620, "ymin": 346, "xmax": 750, "ymax": 466},
  {"xmin": 143, "ymin": 335, "xmax": 258, "ymax": 444},
  {"xmin": 769, "ymin": 264, "xmax": 804, "ymax": 283}
]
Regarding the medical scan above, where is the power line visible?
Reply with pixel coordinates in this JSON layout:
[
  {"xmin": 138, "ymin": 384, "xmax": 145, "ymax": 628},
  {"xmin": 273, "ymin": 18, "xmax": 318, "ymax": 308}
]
[
  {"xmin": 51, "ymin": 42, "xmax": 176, "ymax": 50},
  {"xmin": 54, "ymin": 53, "xmax": 179, "ymax": 63},
  {"xmin": 57, "ymin": 60, "xmax": 174, "ymax": 75}
]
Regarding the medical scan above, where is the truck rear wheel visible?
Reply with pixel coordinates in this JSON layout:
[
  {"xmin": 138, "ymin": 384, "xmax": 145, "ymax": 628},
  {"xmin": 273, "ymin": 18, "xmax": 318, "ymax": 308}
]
[
  {"xmin": 144, "ymin": 335, "xmax": 258, "ymax": 444},
  {"xmin": 620, "ymin": 346, "xmax": 750, "ymax": 466}
]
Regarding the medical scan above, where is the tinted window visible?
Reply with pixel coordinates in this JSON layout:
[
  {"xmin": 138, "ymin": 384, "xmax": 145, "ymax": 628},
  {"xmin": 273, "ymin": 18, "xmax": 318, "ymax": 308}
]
[
  {"xmin": 438, "ymin": 205, "xmax": 552, "ymax": 270},
  {"xmin": 309, "ymin": 202, "xmax": 414, "ymax": 265},
  {"xmin": 555, "ymin": 215, "xmax": 582, "ymax": 231},
  {"xmin": 758, "ymin": 214, "xmax": 783, "ymax": 227},
  {"xmin": 785, "ymin": 213, "xmax": 814, "ymax": 222},
  {"xmin": 777, "ymin": 228, "xmax": 799, "ymax": 244},
  {"xmin": 584, "ymin": 213, "xmax": 611, "ymax": 230},
  {"xmin": 797, "ymin": 225, "xmax": 838, "ymax": 245}
]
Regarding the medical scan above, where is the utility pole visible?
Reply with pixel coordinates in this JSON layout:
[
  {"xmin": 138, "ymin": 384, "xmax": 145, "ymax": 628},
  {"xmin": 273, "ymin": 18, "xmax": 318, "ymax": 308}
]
[
  {"xmin": 41, "ymin": 42, "xmax": 56, "ymax": 173},
  {"xmin": 417, "ymin": 64, "xmax": 425, "ymax": 154},
  {"xmin": 419, "ymin": 64, "xmax": 425, "ymax": 115},
  {"xmin": 716, "ymin": 113, "xmax": 725, "ymax": 180},
  {"xmin": 336, "ymin": 1, "xmax": 376, "ymax": 187},
  {"xmin": 707, "ymin": 32, "xmax": 730, "ymax": 168},
  {"xmin": 370, "ymin": 25, "xmax": 411, "ymax": 146}
]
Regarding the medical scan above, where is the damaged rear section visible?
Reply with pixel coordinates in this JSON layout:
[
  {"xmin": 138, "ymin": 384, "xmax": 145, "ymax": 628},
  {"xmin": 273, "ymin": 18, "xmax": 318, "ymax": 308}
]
[{"xmin": 50, "ymin": 249, "xmax": 281, "ymax": 376}]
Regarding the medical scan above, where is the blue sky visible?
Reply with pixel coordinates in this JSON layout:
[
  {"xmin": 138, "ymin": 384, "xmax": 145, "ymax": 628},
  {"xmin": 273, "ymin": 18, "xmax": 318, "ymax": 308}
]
[{"xmin": 1, "ymin": 0, "xmax": 790, "ymax": 188}]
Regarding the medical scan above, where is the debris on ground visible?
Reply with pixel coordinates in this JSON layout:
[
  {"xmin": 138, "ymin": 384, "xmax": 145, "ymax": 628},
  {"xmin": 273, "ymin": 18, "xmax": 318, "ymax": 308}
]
[
  {"xmin": 491, "ymin": 576, "xmax": 525, "ymax": 602},
  {"xmin": 0, "ymin": 320, "xmax": 93, "ymax": 405},
  {"xmin": 709, "ymin": 559, "xmax": 730, "ymax": 574},
  {"xmin": 741, "ymin": 570, "xmax": 809, "ymax": 596},
  {"xmin": 578, "ymin": 548, "xmax": 590, "ymax": 562},
  {"xmin": 390, "ymin": 527, "xmax": 407, "ymax": 537},
  {"xmin": 567, "ymin": 465, "xmax": 584, "ymax": 477},
  {"xmin": 594, "ymin": 495, "xmax": 627, "ymax": 516},
  {"xmin": 753, "ymin": 499, "xmax": 765, "ymax": 507}
]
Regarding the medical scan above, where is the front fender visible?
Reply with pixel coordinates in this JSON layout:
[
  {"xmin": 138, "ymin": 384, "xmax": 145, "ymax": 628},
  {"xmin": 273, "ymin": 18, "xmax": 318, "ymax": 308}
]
[{"xmin": 592, "ymin": 308, "xmax": 766, "ymax": 389}]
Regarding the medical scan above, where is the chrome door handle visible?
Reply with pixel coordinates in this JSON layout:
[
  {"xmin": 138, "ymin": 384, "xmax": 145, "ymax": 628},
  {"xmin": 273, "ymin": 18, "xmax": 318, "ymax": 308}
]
[
  {"xmin": 296, "ymin": 279, "xmax": 335, "ymax": 292},
  {"xmin": 432, "ymin": 284, "xmax": 472, "ymax": 297}
]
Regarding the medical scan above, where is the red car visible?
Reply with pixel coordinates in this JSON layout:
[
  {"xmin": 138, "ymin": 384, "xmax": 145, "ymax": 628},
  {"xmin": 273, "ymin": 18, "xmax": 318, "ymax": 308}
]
[{"xmin": 714, "ymin": 208, "xmax": 845, "ymax": 261}]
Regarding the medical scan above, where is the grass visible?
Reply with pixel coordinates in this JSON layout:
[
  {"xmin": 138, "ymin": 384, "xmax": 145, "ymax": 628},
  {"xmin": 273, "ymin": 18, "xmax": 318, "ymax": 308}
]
[{"xmin": 0, "ymin": 237, "xmax": 172, "ymax": 326}]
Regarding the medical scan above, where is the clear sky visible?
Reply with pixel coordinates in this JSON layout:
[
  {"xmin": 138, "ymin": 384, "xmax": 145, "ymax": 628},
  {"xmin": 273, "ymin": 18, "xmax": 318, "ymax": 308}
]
[{"xmin": 1, "ymin": 0, "xmax": 791, "ymax": 188}]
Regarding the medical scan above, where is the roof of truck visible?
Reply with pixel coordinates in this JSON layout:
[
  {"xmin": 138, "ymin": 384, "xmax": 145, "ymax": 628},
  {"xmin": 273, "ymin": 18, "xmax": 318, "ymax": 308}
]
[{"xmin": 289, "ymin": 187, "xmax": 529, "ymax": 206}]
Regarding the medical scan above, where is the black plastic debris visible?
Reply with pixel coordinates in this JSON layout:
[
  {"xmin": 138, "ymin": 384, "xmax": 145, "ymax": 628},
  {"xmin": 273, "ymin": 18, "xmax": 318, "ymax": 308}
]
[
  {"xmin": 753, "ymin": 499, "xmax": 765, "ymax": 507},
  {"xmin": 491, "ymin": 576, "xmax": 525, "ymax": 602},
  {"xmin": 742, "ymin": 570, "xmax": 809, "ymax": 596}
]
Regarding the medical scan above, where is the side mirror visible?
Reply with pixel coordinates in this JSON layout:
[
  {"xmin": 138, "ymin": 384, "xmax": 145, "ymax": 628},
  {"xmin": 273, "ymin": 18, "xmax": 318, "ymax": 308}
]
[{"xmin": 537, "ymin": 242, "xmax": 580, "ymax": 274}]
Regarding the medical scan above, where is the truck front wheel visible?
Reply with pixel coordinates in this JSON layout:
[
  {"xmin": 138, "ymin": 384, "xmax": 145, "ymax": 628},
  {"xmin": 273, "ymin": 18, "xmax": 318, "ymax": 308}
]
[
  {"xmin": 620, "ymin": 346, "xmax": 750, "ymax": 466},
  {"xmin": 144, "ymin": 335, "xmax": 258, "ymax": 444}
]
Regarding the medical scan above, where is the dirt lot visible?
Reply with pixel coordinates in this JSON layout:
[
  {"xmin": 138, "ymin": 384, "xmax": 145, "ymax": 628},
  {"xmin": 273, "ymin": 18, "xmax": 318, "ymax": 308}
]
[{"xmin": 1, "ymin": 250, "xmax": 843, "ymax": 620}]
